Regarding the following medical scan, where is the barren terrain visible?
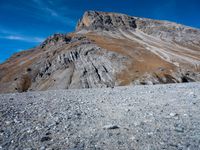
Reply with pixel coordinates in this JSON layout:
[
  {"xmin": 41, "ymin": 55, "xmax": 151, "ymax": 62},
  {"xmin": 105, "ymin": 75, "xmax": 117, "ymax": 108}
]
[{"xmin": 0, "ymin": 82, "xmax": 200, "ymax": 149}]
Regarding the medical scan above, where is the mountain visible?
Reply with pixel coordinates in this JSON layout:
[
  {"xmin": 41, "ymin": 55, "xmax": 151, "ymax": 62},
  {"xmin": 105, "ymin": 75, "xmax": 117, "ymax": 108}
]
[{"xmin": 0, "ymin": 11, "xmax": 200, "ymax": 93}]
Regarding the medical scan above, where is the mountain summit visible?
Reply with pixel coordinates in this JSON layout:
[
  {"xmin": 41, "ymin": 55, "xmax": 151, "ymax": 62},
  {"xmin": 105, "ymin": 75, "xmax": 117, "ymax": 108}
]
[
  {"xmin": 76, "ymin": 11, "xmax": 137, "ymax": 31},
  {"xmin": 0, "ymin": 11, "xmax": 200, "ymax": 93}
]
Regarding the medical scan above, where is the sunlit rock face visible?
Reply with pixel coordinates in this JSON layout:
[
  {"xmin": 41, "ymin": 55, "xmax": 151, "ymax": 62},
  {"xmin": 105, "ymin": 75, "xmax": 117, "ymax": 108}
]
[{"xmin": 0, "ymin": 11, "xmax": 200, "ymax": 93}]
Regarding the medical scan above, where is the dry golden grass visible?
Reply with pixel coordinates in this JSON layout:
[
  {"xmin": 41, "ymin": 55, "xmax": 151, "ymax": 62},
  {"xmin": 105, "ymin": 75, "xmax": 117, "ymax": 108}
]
[{"xmin": 85, "ymin": 33, "xmax": 176, "ymax": 85}]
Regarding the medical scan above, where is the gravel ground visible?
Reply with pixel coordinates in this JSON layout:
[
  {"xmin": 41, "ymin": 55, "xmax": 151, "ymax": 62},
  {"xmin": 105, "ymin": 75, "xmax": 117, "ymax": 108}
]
[{"xmin": 0, "ymin": 83, "xmax": 200, "ymax": 150}]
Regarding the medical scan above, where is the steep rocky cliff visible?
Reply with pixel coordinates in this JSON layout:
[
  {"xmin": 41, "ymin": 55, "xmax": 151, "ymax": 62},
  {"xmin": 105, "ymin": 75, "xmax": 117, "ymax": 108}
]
[{"xmin": 0, "ymin": 11, "xmax": 200, "ymax": 93}]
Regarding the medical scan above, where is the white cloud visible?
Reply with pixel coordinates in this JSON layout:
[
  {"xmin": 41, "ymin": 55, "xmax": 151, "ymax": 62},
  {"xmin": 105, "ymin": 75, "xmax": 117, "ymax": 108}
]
[
  {"xmin": 45, "ymin": 7, "xmax": 58, "ymax": 17},
  {"xmin": 0, "ymin": 28, "xmax": 45, "ymax": 43},
  {"xmin": 5, "ymin": 35, "xmax": 25, "ymax": 40},
  {"xmin": 0, "ymin": 28, "xmax": 19, "ymax": 35},
  {"xmin": 0, "ymin": 35, "xmax": 45, "ymax": 43},
  {"xmin": 32, "ymin": 0, "xmax": 60, "ymax": 18},
  {"xmin": 31, "ymin": 0, "xmax": 76, "ymax": 27}
]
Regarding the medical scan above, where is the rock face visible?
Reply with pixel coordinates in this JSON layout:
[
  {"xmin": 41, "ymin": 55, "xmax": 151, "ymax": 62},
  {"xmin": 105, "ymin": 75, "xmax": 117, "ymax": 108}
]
[
  {"xmin": 0, "ymin": 11, "xmax": 200, "ymax": 93},
  {"xmin": 76, "ymin": 11, "xmax": 137, "ymax": 31}
]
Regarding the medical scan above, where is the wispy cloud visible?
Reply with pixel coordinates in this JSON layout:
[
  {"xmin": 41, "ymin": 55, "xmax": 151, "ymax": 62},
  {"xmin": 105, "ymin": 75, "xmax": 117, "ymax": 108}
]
[
  {"xmin": 32, "ymin": 0, "xmax": 57, "ymax": 16},
  {"xmin": 31, "ymin": 0, "xmax": 76, "ymax": 27},
  {"xmin": 0, "ymin": 35, "xmax": 44, "ymax": 43},
  {"xmin": 0, "ymin": 26, "xmax": 45, "ymax": 43},
  {"xmin": 4, "ymin": 35, "xmax": 25, "ymax": 40},
  {"xmin": 0, "ymin": 28, "xmax": 19, "ymax": 35}
]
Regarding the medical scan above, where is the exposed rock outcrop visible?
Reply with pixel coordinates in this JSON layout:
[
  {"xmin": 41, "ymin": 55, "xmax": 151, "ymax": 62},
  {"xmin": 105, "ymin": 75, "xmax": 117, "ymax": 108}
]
[
  {"xmin": 76, "ymin": 11, "xmax": 137, "ymax": 31},
  {"xmin": 0, "ymin": 11, "xmax": 200, "ymax": 93}
]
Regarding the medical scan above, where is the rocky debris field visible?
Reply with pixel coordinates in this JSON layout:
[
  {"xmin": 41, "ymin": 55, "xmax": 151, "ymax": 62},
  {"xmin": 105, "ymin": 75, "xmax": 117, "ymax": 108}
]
[{"xmin": 0, "ymin": 82, "xmax": 200, "ymax": 149}]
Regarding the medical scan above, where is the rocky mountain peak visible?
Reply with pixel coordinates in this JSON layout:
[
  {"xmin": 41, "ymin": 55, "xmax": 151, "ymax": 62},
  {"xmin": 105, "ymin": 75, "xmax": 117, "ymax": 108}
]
[
  {"xmin": 76, "ymin": 11, "xmax": 200, "ymax": 45},
  {"xmin": 76, "ymin": 11, "xmax": 137, "ymax": 31}
]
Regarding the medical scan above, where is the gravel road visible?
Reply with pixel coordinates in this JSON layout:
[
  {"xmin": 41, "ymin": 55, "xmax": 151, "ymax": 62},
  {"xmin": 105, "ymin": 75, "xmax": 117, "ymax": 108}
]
[{"xmin": 0, "ymin": 83, "xmax": 200, "ymax": 150}]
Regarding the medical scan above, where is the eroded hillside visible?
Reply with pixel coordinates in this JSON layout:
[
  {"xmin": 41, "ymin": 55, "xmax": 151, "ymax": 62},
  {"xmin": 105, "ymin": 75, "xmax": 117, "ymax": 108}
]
[{"xmin": 0, "ymin": 11, "xmax": 200, "ymax": 93}]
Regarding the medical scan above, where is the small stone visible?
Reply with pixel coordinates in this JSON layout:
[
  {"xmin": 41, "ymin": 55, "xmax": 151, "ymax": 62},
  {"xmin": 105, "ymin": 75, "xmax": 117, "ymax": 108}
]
[
  {"xmin": 14, "ymin": 119, "xmax": 20, "ymax": 123},
  {"xmin": 27, "ymin": 129, "xmax": 33, "ymax": 133},
  {"xmin": 76, "ymin": 112, "xmax": 81, "ymax": 116},
  {"xmin": 23, "ymin": 148, "xmax": 32, "ymax": 150},
  {"xmin": 169, "ymin": 113, "xmax": 178, "ymax": 117},
  {"xmin": 117, "ymin": 141, "xmax": 122, "ymax": 145},
  {"xmin": 130, "ymin": 136, "xmax": 136, "ymax": 140},
  {"xmin": 103, "ymin": 124, "xmax": 120, "ymax": 130},
  {"xmin": 147, "ymin": 132, "xmax": 153, "ymax": 135},
  {"xmin": 164, "ymin": 103, "xmax": 169, "ymax": 106},
  {"xmin": 169, "ymin": 113, "xmax": 178, "ymax": 118},
  {"xmin": 5, "ymin": 121, "xmax": 10, "ymax": 125},
  {"xmin": 174, "ymin": 127, "xmax": 184, "ymax": 133},
  {"xmin": 41, "ymin": 136, "xmax": 52, "ymax": 142},
  {"xmin": 0, "ymin": 129, "xmax": 4, "ymax": 134},
  {"xmin": 35, "ymin": 126, "xmax": 40, "ymax": 130},
  {"xmin": 40, "ymin": 146, "xmax": 46, "ymax": 150},
  {"xmin": 45, "ymin": 132, "xmax": 52, "ymax": 136},
  {"xmin": 169, "ymin": 143, "xmax": 178, "ymax": 148}
]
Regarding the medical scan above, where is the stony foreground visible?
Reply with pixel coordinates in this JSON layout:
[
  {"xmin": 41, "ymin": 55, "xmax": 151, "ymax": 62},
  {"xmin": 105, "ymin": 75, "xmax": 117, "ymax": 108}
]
[{"xmin": 0, "ymin": 83, "xmax": 200, "ymax": 149}]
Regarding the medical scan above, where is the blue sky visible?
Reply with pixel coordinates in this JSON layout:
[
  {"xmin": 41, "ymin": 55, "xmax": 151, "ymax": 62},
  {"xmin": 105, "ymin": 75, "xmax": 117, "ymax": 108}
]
[{"xmin": 0, "ymin": 0, "xmax": 200, "ymax": 63}]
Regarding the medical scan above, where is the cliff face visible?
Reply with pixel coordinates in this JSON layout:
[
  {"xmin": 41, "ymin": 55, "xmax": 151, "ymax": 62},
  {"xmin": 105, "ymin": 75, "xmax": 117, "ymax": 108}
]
[
  {"xmin": 76, "ymin": 11, "xmax": 137, "ymax": 31},
  {"xmin": 0, "ymin": 11, "xmax": 200, "ymax": 93}
]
